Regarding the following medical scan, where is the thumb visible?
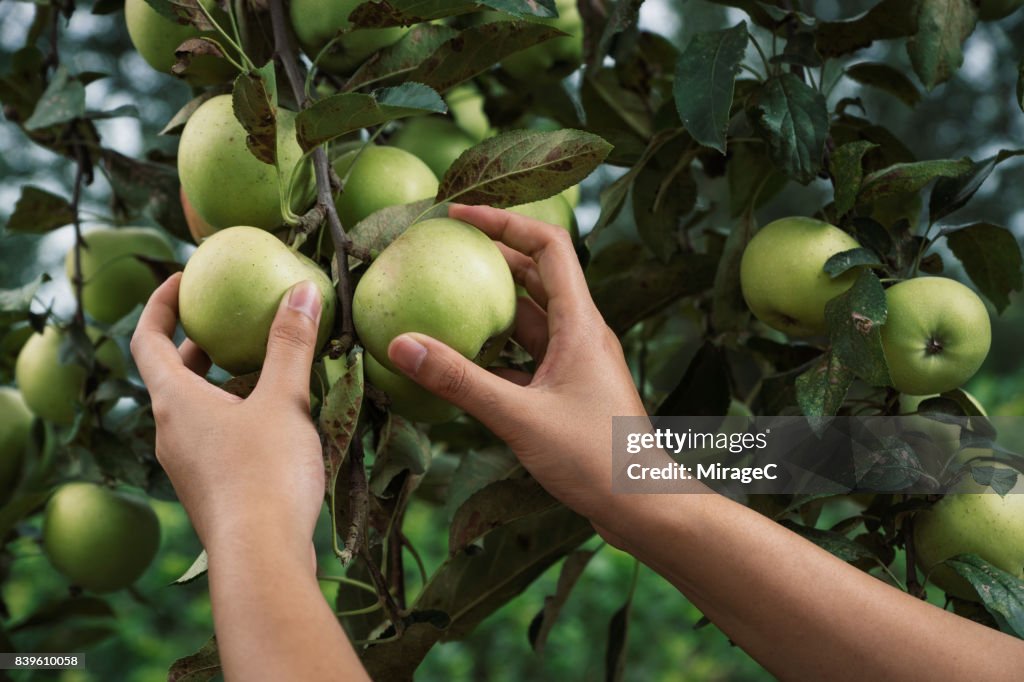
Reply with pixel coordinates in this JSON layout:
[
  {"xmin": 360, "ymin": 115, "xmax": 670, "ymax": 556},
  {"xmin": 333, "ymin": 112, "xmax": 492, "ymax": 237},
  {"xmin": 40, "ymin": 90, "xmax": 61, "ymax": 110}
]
[
  {"xmin": 387, "ymin": 333, "xmax": 518, "ymax": 421},
  {"xmin": 255, "ymin": 280, "xmax": 322, "ymax": 406}
]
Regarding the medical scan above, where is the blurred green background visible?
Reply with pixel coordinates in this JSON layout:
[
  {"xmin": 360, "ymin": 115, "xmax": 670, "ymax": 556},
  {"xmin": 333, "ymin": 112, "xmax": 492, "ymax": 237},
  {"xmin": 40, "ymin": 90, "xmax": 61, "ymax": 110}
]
[{"xmin": 1, "ymin": 0, "xmax": 1022, "ymax": 680}]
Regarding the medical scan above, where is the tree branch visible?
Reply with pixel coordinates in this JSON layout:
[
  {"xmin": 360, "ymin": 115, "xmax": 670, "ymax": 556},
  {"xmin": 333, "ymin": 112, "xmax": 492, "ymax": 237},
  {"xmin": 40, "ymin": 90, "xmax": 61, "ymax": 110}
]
[{"xmin": 267, "ymin": 0, "xmax": 355, "ymax": 349}]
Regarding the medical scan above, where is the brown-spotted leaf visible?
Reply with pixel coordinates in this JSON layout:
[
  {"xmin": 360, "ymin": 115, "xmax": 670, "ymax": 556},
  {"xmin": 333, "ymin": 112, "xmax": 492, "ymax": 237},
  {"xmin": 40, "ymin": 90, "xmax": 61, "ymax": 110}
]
[
  {"xmin": 232, "ymin": 65, "xmax": 278, "ymax": 166},
  {"xmin": 296, "ymin": 84, "xmax": 445, "ymax": 151},
  {"xmin": 319, "ymin": 349, "xmax": 364, "ymax": 494},
  {"xmin": 167, "ymin": 635, "xmax": 220, "ymax": 682},
  {"xmin": 448, "ymin": 477, "xmax": 559, "ymax": 556},
  {"xmin": 406, "ymin": 21, "xmax": 566, "ymax": 93},
  {"xmin": 343, "ymin": 24, "xmax": 460, "ymax": 91},
  {"xmin": 172, "ymin": 37, "xmax": 225, "ymax": 78},
  {"xmin": 368, "ymin": 414, "xmax": 430, "ymax": 498},
  {"xmin": 436, "ymin": 129, "xmax": 612, "ymax": 207}
]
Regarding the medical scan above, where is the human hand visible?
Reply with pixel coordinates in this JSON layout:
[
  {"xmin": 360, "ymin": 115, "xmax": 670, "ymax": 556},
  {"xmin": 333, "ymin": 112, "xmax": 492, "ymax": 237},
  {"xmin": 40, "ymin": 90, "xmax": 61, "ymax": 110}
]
[
  {"xmin": 131, "ymin": 273, "xmax": 325, "ymax": 566},
  {"xmin": 386, "ymin": 204, "xmax": 647, "ymax": 523}
]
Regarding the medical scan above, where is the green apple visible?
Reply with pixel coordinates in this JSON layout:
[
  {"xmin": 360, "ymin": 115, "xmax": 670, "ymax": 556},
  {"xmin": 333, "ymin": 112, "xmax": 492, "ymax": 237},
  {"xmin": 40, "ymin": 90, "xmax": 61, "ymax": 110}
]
[
  {"xmin": 739, "ymin": 217, "xmax": 861, "ymax": 337},
  {"xmin": 880, "ymin": 278, "xmax": 991, "ymax": 396},
  {"xmin": 499, "ymin": 0, "xmax": 583, "ymax": 81},
  {"xmin": 365, "ymin": 354, "xmax": 461, "ymax": 424},
  {"xmin": 124, "ymin": 0, "xmax": 235, "ymax": 86},
  {"xmin": 179, "ymin": 226, "xmax": 337, "ymax": 375},
  {"xmin": 15, "ymin": 326, "xmax": 126, "ymax": 426},
  {"xmin": 561, "ymin": 184, "xmax": 581, "ymax": 208},
  {"xmin": 446, "ymin": 84, "xmax": 492, "ymax": 142},
  {"xmin": 64, "ymin": 227, "xmax": 175, "ymax": 324},
  {"xmin": 353, "ymin": 218, "xmax": 516, "ymax": 421},
  {"xmin": 979, "ymin": 0, "xmax": 1024, "ymax": 20},
  {"xmin": 289, "ymin": 0, "xmax": 407, "ymax": 74},
  {"xmin": 390, "ymin": 117, "xmax": 476, "ymax": 179},
  {"xmin": 178, "ymin": 94, "xmax": 313, "ymax": 231},
  {"xmin": 333, "ymin": 146, "xmax": 438, "ymax": 228},
  {"xmin": 508, "ymin": 194, "xmax": 579, "ymax": 243},
  {"xmin": 181, "ymin": 187, "xmax": 216, "ymax": 244},
  {"xmin": 914, "ymin": 473, "xmax": 1024, "ymax": 601},
  {"xmin": 0, "ymin": 387, "xmax": 33, "ymax": 501},
  {"xmin": 43, "ymin": 482, "xmax": 160, "ymax": 593}
]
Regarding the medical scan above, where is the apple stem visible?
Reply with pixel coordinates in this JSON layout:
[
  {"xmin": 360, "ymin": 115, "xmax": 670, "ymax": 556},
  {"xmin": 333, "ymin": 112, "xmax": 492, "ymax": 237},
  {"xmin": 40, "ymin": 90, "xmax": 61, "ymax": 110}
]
[{"xmin": 267, "ymin": 0, "xmax": 356, "ymax": 350}]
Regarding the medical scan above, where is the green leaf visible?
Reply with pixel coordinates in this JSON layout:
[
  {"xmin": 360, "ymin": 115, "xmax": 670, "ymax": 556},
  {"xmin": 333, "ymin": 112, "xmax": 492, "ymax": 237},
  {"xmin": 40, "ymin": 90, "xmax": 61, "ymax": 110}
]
[
  {"xmin": 780, "ymin": 520, "xmax": 879, "ymax": 563},
  {"xmin": 632, "ymin": 148, "xmax": 695, "ymax": 261},
  {"xmin": 929, "ymin": 150, "xmax": 1024, "ymax": 222},
  {"xmin": 6, "ymin": 186, "xmax": 75, "ymax": 234},
  {"xmin": 483, "ymin": 0, "xmax": 557, "ymax": 17},
  {"xmin": 173, "ymin": 550, "xmax": 208, "ymax": 585},
  {"xmin": 436, "ymin": 129, "xmax": 611, "ymax": 207},
  {"xmin": 845, "ymin": 62, "xmax": 922, "ymax": 107},
  {"xmin": 796, "ymin": 352, "xmax": 854, "ymax": 419},
  {"xmin": 168, "ymin": 635, "xmax": 220, "ymax": 682},
  {"xmin": 319, "ymin": 349, "xmax": 364, "ymax": 495},
  {"xmin": 589, "ymin": 247, "xmax": 718, "ymax": 335},
  {"xmin": 673, "ymin": 22, "xmax": 749, "ymax": 154},
  {"xmin": 232, "ymin": 65, "xmax": 278, "ymax": 166},
  {"xmin": 0, "ymin": 47, "xmax": 47, "ymax": 123},
  {"xmin": 858, "ymin": 158, "xmax": 972, "ymax": 202},
  {"xmin": 814, "ymin": 0, "xmax": 920, "ymax": 59},
  {"xmin": 727, "ymin": 142, "xmax": 788, "ymax": 218},
  {"xmin": 590, "ymin": 129, "xmax": 682, "ymax": 237},
  {"xmin": 830, "ymin": 141, "xmax": 878, "ymax": 217},
  {"xmin": 825, "ymin": 270, "xmax": 891, "ymax": 387},
  {"xmin": 406, "ymin": 21, "xmax": 567, "ymax": 93},
  {"xmin": 12, "ymin": 595, "xmax": 115, "ymax": 631},
  {"xmin": 823, "ymin": 248, "xmax": 883, "ymax": 278},
  {"xmin": 296, "ymin": 84, "xmax": 445, "ymax": 151},
  {"xmin": 24, "ymin": 66, "xmax": 85, "ymax": 130},
  {"xmin": 747, "ymin": 73, "xmax": 829, "ymax": 184},
  {"xmin": 906, "ymin": 0, "xmax": 977, "ymax": 91},
  {"xmin": 946, "ymin": 554, "xmax": 1024, "ymax": 637},
  {"xmin": 0, "ymin": 275, "xmax": 48, "ymax": 326},
  {"xmin": 945, "ymin": 223, "xmax": 1024, "ymax": 313},
  {"xmin": 449, "ymin": 477, "xmax": 559, "ymax": 556},
  {"xmin": 343, "ymin": 24, "xmax": 460, "ymax": 91},
  {"xmin": 368, "ymin": 415, "xmax": 430, "ymax": 498},
  {"xmin": 528, "ymin": 549, "xmax": 595, "ymax": 653}
]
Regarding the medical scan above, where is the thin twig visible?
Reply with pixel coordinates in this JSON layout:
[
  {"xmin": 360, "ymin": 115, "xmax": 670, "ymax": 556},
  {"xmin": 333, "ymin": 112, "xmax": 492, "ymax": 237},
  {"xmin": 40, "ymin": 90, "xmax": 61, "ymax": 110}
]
[
  {"xmin": 359, "ymin": 541, "xmax": 406, "ymax": 637},
  {"xmin": 70, "ymin": 143, "xmax": 88, "ymax": 327},
  {"xmin": 267, "ymin": 0, "xmax": 355, "ymax": 349}
]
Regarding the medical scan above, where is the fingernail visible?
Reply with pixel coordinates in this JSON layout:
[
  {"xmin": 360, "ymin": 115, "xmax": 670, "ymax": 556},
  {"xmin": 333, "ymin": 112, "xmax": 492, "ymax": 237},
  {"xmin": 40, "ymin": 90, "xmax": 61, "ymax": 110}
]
[
  {"xmin": 287, "ymin": 280, "xmax": 321, "ymax": 322},
  {"xmin": 389, "ymin": 335, "xmax": 427, "ymax": 375}
]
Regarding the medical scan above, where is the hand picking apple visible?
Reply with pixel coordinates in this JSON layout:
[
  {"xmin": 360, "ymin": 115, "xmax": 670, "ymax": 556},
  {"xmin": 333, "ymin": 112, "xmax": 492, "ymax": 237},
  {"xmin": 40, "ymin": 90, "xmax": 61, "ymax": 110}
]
[{"xmin": 132, "ymin": 205, "xmax": 1022, "ymax": 681}]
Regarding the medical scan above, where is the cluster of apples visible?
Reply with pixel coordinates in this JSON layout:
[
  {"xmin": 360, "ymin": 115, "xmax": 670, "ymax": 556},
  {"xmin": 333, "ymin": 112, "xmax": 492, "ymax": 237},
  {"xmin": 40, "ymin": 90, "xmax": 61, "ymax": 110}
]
[
  {"xmin": 739, "ymin": 217, "xmax": 992, "ymax": 396},
  {"xmin": 174, "ymin": 84, "xmax": 579, "ymax": 422},
  {"xmin": 2, "ymin": 226, "xmax": 168, "ymax": 593},
  {"xmin": 739, "ymin": 218, "xmax": 1023, "ymax": 600}
]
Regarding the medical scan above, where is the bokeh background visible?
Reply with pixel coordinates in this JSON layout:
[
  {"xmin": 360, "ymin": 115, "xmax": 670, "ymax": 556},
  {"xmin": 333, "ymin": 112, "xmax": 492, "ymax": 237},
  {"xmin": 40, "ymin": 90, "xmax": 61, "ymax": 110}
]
[{"xmin": 1, "ymin": 1, "xmax": 1022, "ymax": 679}]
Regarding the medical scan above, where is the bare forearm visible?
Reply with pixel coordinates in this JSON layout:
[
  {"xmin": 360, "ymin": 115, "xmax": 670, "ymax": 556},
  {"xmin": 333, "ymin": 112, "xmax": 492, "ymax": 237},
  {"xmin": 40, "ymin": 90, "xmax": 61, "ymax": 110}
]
[
  {"xmin": 599, "ymin": 492, "xmax": 1023, "ymax": 681},
  {"xmin": 207, "ymin": 528, "xmax": 368, "ymax": 682}
]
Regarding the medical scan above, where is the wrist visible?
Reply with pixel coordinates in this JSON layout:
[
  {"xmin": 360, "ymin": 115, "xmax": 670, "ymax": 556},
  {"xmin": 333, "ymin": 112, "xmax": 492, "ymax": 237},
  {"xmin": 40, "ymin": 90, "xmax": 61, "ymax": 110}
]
[{"xmin": 204, "ymin": 513, "xmax": 316, "ymax": 573}]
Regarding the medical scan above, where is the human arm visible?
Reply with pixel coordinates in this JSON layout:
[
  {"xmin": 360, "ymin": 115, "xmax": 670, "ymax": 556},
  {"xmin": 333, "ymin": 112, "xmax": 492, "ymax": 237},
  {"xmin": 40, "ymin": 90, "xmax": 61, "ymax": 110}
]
[
  {"xmin": 385, "ymin": 203, "xmax": 1024, "ymax": 681},
  {"xmin": 131, "ymin": 275, "xmax": 368, "ymax": 682}
]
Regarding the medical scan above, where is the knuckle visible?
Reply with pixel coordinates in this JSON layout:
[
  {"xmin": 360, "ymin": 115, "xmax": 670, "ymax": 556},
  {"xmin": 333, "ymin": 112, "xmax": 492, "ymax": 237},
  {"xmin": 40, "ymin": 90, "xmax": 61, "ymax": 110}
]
[
  {"xmin": 438, "ymin": 361, "xmax": 470, "ymax": 400},
  {"xmin": 269, "ymin": 321, "xmax": 314, "ymax": 354}
]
